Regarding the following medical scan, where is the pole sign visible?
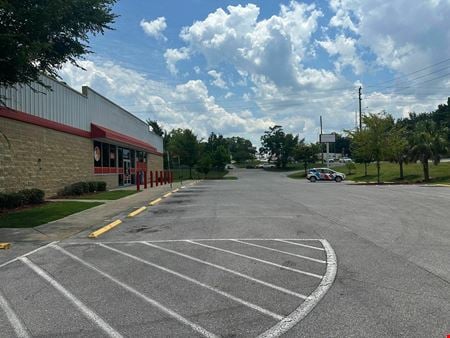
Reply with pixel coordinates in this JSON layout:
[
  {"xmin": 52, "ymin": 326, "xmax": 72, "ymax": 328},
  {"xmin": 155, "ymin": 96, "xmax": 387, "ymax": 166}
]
[{"xmin": 320, "ymin": 134, "xmax": 336, "ymax": 143}]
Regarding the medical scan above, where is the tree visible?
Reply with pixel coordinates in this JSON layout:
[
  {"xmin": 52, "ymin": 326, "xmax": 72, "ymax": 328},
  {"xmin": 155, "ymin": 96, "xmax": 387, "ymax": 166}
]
[
  {"xmin": 168, "ymin": 129, "xmax": 199, "ymax": 179},
  {"xmin": 196, "ymin": 153, "xmax": 212, "ymax": 178},
  {"xmin": 294, "ymin": 140, "xmax": 318, "ymax": 175},
  {"xmin": 260, "ymin": 125, "xmax": 298, "ymax": 168},
  {"xmin": 211, "ymin": 145, "xmax": 230, "ymax": 171},
  {"xmin": 409, "ymin": 120, "xmax": 448, "ymax": 181},
  {"xmin": 349, "ymin": 113, "xmax": 395, "ymax": 184},
  {"xmin": 227, "ymin": 136, "xmax": 256, "ymax": 163},
  {"xmin": 146, "ymin": 120, "xmax": 164, "ymax": 137},
  {"xmin": 0, "ymin": 0, "xmax": 117, "ymax": 91},
  {"xmin": 387, "ymin": 124, "xmax": 409, "ymax": 180}
]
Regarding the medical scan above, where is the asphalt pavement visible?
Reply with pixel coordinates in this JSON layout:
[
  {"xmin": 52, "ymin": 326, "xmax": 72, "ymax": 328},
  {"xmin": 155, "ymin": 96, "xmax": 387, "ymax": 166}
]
[{"xmin": 0, "ymin": 169, "xmax": 449, "ymax": 337}]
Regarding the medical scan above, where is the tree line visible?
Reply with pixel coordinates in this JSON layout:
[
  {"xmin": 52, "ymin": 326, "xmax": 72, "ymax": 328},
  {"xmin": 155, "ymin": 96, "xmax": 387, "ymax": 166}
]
[
  {"xmin": 146, "ymin": 121, "xmax": 256, "ymax": 178},
  {"xmin": 258, "ymin": 98, "xmax": 450, "ymax": 183}
]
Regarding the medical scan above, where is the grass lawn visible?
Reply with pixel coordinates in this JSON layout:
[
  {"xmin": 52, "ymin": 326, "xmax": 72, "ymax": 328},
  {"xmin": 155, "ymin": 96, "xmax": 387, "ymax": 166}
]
[
  {"xmin": 346, "ymin": 162, "xmax": 450, "ymax": 184},
  {"xmin": 0, "ymin": 201, "xmax": 103, "ymax": 228},
  {"xmin": 76, "ymin": 190, "xmax": 138, "ymax": 200}
]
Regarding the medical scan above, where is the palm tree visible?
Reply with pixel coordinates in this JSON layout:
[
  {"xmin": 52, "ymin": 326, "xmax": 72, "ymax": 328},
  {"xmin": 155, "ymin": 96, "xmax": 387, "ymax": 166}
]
[{"xmin": 409, "ymin": 120, "xmax": 448, "ymax": 181}]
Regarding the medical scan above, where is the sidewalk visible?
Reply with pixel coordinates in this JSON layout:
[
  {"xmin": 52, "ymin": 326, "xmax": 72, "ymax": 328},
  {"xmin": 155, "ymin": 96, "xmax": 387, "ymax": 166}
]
[{"xmin": 0, "ymin": 181, "xmax": 192, "ymax": 243}]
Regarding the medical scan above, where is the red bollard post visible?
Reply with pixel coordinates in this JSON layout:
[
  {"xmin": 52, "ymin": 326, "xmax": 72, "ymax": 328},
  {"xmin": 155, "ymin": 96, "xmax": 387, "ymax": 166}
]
[
  {"xmin": 144, "ymin": 171, "xmax": 147, "ymax": 189},
  {"xmin": 155, "ymin": 171, "xmax": 159, "ymax": 186},
  {"xmin": 150, "ymin": 171, "xmax": 153, "ymax": 188},
  {"xmin": 137, "ymin": 171, "xmax": 140, "ymax": 191},
  {"xmin": 160, "ymin": 170, "xmax": 163, "ymax": 185}
]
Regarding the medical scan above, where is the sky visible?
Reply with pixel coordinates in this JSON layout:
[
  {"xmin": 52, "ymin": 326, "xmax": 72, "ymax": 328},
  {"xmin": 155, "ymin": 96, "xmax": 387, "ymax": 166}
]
[{"xmin": 59, "ymin": 0, "xmax": 450, "ymax": 145}]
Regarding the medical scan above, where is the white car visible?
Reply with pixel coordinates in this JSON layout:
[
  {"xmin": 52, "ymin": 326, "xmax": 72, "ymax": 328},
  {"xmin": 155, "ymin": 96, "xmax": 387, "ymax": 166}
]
[
  {"xmin": 306, "ymin": 168, "xmax": 346, "ymax": 182},
  {"xmin": 339, "ymin": 157, "xmax": 353, "ymax": 163},
  {"xmin": 262, "ymin": 163, "xmax": 276, "ymax": 168}
]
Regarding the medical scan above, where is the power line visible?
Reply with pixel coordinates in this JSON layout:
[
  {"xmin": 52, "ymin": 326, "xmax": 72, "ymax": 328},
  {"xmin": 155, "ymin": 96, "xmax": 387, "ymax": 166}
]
[{"xmin": 365, "ymin": 56, "xmax": 450, "ymax": 88}]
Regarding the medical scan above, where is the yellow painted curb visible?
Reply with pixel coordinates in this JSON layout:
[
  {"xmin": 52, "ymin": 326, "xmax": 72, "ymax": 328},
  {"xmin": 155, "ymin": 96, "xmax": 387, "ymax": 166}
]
[
  {"xmin": 88, "ymin": 220, "xmax": 122, "ymax": 238},
  {"xmin": 128, "ymin": 206, "xmax": 147, "ymax": 217},
  {"xmin": 149, "ymin": 197, "xmax": 162, "ymax": 206},
  {"xmin": 172, "ymin": 188, "xmax": 179, "ymax": 193},
  {"xmin": 0, "ymin": 243, "xmax": 11, "ymax": 250},
  {"xmin": 163, "ymin": 192, "xmax": 172, "ymax": 198}
]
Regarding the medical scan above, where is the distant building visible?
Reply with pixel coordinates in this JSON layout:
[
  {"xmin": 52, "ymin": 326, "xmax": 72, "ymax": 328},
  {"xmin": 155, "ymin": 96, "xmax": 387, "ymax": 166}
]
[{"xmin": 0, "ymin": 76, "xmax": 163, "ymax": 196}]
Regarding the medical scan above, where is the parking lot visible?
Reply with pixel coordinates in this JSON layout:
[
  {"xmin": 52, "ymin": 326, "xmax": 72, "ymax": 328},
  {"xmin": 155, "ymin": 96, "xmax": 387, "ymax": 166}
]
[
  {"xmin": 1, "ymin": 169, "xmax": 449, "ymax": 337},
  {"xmin": 0, "ymin": 238, "xmax": 335, "ymax": 337}
]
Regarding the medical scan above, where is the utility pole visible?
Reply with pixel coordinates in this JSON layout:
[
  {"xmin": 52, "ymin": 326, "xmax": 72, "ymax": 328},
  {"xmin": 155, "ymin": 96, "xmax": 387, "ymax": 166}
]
[
  {"xmin": 320, "ymin": 115, "xmax": 323, "ymax": 164},
  {"xmin": 358, "ymin": 86, "xmax": 362, "ymax": 130}
]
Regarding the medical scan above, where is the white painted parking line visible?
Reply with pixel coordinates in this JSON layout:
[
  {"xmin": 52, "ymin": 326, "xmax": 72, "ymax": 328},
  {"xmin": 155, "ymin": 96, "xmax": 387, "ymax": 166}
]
[
  {"xmin": 0, "ymin": 290, "xmax": 30, "ymax": 338},
  {"xmin": 0, "ymin": 241, "xmax": 59, "ymax": 269},
  {"xmin": 258, "ymin": 239, "xmax": 337, "ymax": 338},
  {"xmin": 142, "ymin": 242, "xmax": 308, "ymax": 299},
  {"xmin": 232, "ymin": 240, "xmax": 326, "ymax": 264},
  {"xmin": 19, "ymin": 257, "xmax": 122, "ymax": 338},
  {"xmin": 50, "ymin": 245, "xmax": 218, "ymax": 338},
  {"xmin": 187, "ymin": 241, "xmax": 323, "ymax": 279},
  {"xmin": 275, "ymin": 239, "xmax": 325, "ymax": 251},
  {"xmin": 99, "ymin": 244, "xmax": 284, "ymax": 321}
]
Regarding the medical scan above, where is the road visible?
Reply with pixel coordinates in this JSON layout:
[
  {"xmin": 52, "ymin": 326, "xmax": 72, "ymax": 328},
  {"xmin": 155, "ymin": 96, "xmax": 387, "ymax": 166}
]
[{"xmin": 1, "ymin": 169, "xmax": 449, "ymax": 337}]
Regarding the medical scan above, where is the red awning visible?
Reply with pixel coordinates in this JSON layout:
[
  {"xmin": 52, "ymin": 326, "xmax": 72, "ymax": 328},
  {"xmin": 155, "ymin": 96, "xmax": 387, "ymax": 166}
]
[{"xmin": 91, "ymin": 123, "xmax": 160, "ymax": 154}]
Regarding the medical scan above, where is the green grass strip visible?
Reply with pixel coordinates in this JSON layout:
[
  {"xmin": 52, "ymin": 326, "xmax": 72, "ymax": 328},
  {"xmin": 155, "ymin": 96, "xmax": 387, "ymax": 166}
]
[{"xmin": 0, "ymin": 201, "xmax": 103, "ymax": 228}]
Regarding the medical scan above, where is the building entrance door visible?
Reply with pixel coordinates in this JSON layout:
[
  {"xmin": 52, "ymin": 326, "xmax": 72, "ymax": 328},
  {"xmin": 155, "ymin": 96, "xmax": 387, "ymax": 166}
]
[{"xmin": 123, "ymin": 159, "xmax": 131, "ymax": 185}]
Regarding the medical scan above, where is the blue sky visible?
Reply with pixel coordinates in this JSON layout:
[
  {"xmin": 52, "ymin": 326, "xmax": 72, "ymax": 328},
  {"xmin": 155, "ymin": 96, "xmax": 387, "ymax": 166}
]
[{"xmin": 60, "ymin": 0, "xmax": 450, "ymax": 145}]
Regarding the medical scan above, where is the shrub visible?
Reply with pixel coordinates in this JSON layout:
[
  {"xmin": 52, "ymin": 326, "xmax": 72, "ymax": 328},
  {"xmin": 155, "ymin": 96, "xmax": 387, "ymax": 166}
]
[
  {"xmin": 19, "ymin": 189, "xmax": 45, "ymax": 204},
  {"xmin": 96, "ymin": 181, "xmax": 107, "ymax": 191},
  {"xmin": 4, "ymin": 192, "xmax": 26, "ymax": 209},
  {"xmin": 0, "ymin": 193, "xmax": 7, "ymax": 209},
  {"xmin": 87, "ymin": 181, "xmax": 97, "ymax": 192},
  {"xmin": 69, "ymin": 182, "xmax": 85, "ymax": 196}
]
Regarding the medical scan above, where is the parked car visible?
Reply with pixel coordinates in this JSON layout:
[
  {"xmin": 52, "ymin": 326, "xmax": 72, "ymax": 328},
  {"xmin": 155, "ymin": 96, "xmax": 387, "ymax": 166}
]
[
  {"xmin": 307, "ymin": 168, "xmax": 346, "ymax": 182},
  {"xmin": 339, "ymin": 157, "xmax": 353, "ymax": 163},
  {"xmin": 226, "ymin": 164, "xmax": 234, "ymax": 169},
  {"xmin": 262, "ymin": 163, "xmax": 276, "ymax": 169}
]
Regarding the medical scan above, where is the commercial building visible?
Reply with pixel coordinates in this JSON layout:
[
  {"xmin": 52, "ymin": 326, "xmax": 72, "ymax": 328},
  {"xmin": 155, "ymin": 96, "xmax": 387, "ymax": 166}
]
[{"xmin": 0, "ymin": 76, "xmax": 164, "ymax": 196}]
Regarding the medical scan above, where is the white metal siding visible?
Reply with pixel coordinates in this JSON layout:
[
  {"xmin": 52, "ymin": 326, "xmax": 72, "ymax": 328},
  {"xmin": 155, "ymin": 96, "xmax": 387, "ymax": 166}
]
[
  {"xmin": 1, "ymin": 76, "xmax": 163, "ymax": 152},
  {"xmin": 85, "ymin": 87, "xmax": 163, "ymax": 152},
  {"xmin": 0, "ymin": 76, "xmax": 89, "ymax": 130}
]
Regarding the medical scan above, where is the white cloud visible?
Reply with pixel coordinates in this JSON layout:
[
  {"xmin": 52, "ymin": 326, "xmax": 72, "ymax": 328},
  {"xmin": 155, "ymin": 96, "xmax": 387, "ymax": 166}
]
[
  {"xmin": 168, "ymin": 2, "xmax": 325, "ymax": 89},
  {"xmin": 140, "ymin": 17, "xmax": 167, "ymax": 41},
  {"xmin": 317, "ymin": 34, "xmax": 364, "ymax": 74},
  {"xmin": 59, "ymin": 59, "xmax": 274, "ymax": 144},
  {"xmin": 163, "ymin": 47, "xmax": 190, "ymax": 75},
  {"xmin": 328, "ymin": 0, "xmax": 450, "ymax": 74},
  {"xmin": 207, "ymin": 70, "xmax": 228, "ymax": 89}
]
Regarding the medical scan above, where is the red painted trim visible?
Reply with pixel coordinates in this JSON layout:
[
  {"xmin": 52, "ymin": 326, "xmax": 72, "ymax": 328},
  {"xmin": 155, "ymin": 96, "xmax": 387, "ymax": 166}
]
[
  {"xmin": 0, "ymin": 106, "xmax": 91, "ymax": 138},
  {"xmin": 91, "ymin": 123, "xmax": 162, "ymax": 155}
]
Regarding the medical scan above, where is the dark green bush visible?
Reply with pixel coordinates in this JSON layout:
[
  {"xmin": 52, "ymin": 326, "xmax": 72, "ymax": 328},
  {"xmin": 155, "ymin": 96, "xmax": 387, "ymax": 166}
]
[
  {"xmin": 0, "ymin": 193, "xmax": 7, "ymax": 209},
  {"xmin": 96, "ymin": 181, "xmax": 107, "ymax": 191},
  {"xmin": 4, "ymin": 192, "xmax": 26, "ymax": 209},
  {"xmin": 19, "ymin": 189, "xmax": 45, "ymax": 204},
  {"xmin": 69, "ymin": 182, "xmax": 85, "ymax": 196},
  {"xmin": 59, "ymin": 181, "xmax": 107, "ymax": 196},
  {"xmin": 87, "ymin": 181, "xmax": 97, "ymax": 192}
]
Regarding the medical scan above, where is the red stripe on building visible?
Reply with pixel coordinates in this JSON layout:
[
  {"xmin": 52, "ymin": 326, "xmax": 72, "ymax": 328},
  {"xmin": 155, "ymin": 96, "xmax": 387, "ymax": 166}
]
[
  {"xmin": 0, "ymin": 106, "xmax": 91, "ymax": 138},
  {"xmin": 91, "ymin": 124, "xmax": 161, "ymax": 155}
]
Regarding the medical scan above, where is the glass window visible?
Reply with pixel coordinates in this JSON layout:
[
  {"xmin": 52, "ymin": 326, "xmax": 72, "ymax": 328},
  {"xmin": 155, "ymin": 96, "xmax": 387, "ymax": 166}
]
[
  {"xmin": 110, "ymin": 145, "xmax": 117, "ymax": 168},
  {"xmin": 93, "ymin": 141, "xmax": 102, "ymax": 167},
  {"xmin": 123, "ymin": 148, "xmax": 130, "ymax": 160},
  {"xmin": 118, "ymin": 147, "xmax": 123, "ymax": 167},
  {"xmin": 102, "ymin": 143, "xmax": 109, "ymax": 167},
  {"xmin": 131, "ymin": 150, "xmax": 135, "ymax": 168}
]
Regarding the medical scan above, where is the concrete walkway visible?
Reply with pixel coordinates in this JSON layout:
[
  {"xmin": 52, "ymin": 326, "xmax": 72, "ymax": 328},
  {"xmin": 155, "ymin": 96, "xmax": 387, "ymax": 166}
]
[{"xmin": 0, "ymin": 181, "xmax": 194, "ymax": 264}]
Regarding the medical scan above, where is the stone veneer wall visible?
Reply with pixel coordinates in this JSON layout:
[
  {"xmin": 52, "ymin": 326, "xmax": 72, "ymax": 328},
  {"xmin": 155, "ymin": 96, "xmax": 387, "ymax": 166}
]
[
  {"xmin": 147, "ymin": 153, "xmax": 164, "ymax": 173},
  {"xmin": 0, "ymin": 117, "xmax": 117, "ymax": 197}
]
